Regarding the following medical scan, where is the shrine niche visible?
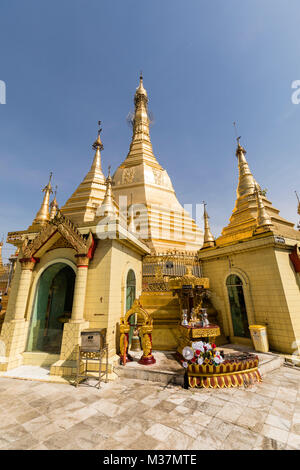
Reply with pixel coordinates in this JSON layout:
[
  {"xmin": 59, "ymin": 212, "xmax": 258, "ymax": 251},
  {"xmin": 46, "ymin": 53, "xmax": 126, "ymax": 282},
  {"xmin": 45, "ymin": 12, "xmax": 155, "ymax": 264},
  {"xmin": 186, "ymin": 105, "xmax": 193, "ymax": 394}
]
[
  {"xmin": 168, "ymin": 266, "xmax": 210, "ymax": 323},
  {"xmin": 119, "ymin": 300, "xmax": 155, "ymax": 365}
]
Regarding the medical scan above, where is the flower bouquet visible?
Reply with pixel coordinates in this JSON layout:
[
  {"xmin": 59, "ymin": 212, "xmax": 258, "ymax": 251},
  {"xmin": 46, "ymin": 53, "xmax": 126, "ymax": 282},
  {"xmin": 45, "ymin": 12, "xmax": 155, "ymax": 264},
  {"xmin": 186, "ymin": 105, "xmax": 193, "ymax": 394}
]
[
  {"xmin": 181, "ymin": 341, "xmax": 262, "ymax": 389},
  {"xmin": 181, "ymin": 341, "xmax": 224, "ymax": 369}
]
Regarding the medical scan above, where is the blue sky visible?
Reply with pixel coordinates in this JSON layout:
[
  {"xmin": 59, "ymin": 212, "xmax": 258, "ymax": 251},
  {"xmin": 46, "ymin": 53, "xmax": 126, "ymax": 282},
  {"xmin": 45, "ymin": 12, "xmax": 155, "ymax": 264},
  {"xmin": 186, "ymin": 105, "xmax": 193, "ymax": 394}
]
[{"xmin": 1, "ymin": 0, "xmax": 300, "ymax": 262}]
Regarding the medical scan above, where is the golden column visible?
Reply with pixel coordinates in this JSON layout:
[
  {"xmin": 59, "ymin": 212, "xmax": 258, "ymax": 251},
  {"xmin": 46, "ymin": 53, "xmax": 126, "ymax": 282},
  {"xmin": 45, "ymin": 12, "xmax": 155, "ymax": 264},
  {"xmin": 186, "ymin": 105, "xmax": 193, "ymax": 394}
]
[
  {"xmin": 0, "ymin": 257, "xmax": 37, "ymax": 371},
  {"xmin": 70, "ymin": 255, "xmax": 90, "ymax": 323},
  {"xmin": 14, "ymin": 258, "xmax": 37, "ymax": 320}
]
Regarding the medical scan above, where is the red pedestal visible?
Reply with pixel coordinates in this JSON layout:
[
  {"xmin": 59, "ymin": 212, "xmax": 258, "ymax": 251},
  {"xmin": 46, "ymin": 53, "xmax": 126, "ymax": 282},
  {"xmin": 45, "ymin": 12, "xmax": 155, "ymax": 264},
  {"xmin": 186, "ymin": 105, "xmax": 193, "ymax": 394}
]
[{"xmin": 138, "ymin": 355, "xmax": 156, "ymax": 365}]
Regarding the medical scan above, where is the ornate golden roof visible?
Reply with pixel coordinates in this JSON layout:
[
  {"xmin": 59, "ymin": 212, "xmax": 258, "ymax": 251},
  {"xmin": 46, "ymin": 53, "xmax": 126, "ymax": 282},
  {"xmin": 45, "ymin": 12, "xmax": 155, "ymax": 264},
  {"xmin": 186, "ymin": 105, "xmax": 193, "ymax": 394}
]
[
  {"xmin": 254, "ymin": 183, "xmax": 273, "ymax": 230},
  {"xmin": 28, "ymin": 172, "xmax": 53, "ymax": 231},
  {"xmin": 61, "ymin": 130, "xmax": 106, "ymax": 224},
  {"xmin": 50, "ymin": 186, "xmax": 59, "ymax": 220},
  {"xmin": 97, "ymin": 167, "xmax": 118, "ymax": 218},
  {"xmin": 216, "ymin": 140, "xmax": 300, "ymax": 246},
  {"xmin": 202, "ymin": 203, "xmax": 215, "ymax": 249}
]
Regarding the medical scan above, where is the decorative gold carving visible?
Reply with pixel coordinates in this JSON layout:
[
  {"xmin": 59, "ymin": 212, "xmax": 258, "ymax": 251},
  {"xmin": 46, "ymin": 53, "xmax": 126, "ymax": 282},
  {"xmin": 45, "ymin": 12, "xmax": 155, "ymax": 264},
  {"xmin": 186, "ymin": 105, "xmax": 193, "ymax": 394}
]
[
  {"xmin": 52, "ymin": 211, "xmax": 88, "ymax": 253},
  {"xmin": 122, "ymin": 167, "xmax": 135, "ymax": 184},
  {"xmin": 139, "ymin": 326, "xmax": 152, "ymax": 357},
  {"xmin": 46, "ymin": 237, "xmax": 74, "ymax": 251},
  {"xmin": 179, "ymin": 324, "xmax": 220, "ymax": 339},
  {"xmin": 142, "ymin": 252, "xmax": 203, "ymax": 292},
  {"xmin": 75, "ymin": 255, "xmax": 90, "ymax": 267},
  {"xmin": 21, "ymin": 211, "xmax": 95, "ymax": 260},
  {"xmin": 168, "ymin": 271, "xmax": 209, "ymax": 290},
  {"xmin": 19, "ymin": 257, "xmax": 37, "ymax": 270},
  {"xmin": 153, "ymin": 169, "xmax": 162, "ymax": 186}
]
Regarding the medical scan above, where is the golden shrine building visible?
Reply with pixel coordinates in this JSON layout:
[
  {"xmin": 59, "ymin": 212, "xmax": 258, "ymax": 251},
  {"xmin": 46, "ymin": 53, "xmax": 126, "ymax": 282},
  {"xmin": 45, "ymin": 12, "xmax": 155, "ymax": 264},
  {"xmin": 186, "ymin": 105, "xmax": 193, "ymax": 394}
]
[{"xmin": 1, "ymin": 76, "xmax": 300, "ymax": 379}]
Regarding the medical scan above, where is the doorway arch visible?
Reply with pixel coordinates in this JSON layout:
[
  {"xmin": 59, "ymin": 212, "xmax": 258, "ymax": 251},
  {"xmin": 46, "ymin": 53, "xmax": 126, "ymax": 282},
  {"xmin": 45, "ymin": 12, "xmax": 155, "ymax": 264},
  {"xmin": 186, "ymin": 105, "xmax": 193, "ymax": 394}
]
[
  {"xmin": 226, "ymin": 274, "xmax": 250, "ymax": 338},
  {"xmin": 27, "ymin": 262, "xmax": 76, "ymax": 353}
]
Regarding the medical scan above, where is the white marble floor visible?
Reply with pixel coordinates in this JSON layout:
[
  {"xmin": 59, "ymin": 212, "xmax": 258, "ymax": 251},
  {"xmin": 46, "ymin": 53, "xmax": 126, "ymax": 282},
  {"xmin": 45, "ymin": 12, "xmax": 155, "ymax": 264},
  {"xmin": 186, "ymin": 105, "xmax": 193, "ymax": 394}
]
[{"xmin": 0, "ymin": 366, "xmax": 299, "ymax": 450}]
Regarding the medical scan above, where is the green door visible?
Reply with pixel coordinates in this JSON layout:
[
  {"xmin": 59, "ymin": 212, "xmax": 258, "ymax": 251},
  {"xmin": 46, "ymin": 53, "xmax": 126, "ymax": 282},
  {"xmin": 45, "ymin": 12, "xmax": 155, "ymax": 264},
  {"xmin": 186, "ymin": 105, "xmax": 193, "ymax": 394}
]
[
  {"xmin": 226, "ymin": 274, "xmax": 250, "ymax": 338},
  {"xmin": 126, "ymin": 270, "xmax": 136, "ymax": 344},
  {"xmin": 27, "ymin": 263, "xmax": 75, "ymax": 353}
]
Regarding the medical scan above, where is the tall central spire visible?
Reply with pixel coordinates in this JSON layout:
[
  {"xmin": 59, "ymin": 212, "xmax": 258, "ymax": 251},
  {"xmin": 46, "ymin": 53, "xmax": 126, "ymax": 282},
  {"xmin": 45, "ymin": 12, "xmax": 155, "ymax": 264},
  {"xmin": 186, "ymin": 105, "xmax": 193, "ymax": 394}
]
[
  {"xmin": 124, "ymin": 74, "xmax": 161, "ymax": 168},
  {"xmin": 132, "ymin": 73, "xmax": 150, "ymax": 143},
  {"xmin": 236, "ymin": 139, "xmax": 256, "ymax": 199},
  {"xmin": 112, "ymin": 75, "xmax": 203, "ymax": 253}
]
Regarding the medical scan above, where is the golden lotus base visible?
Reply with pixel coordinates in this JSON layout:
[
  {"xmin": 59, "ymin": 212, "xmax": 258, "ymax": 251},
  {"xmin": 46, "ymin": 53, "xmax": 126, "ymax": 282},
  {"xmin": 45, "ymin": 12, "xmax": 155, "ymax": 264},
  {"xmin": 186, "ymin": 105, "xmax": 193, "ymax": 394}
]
[
  {"xmin": 187, "ymin": 368, "xmax": 262, "ymax": 388},
  {"xmin": 186, "ymin": 355, "xmax": 262, "ymax": 388}
]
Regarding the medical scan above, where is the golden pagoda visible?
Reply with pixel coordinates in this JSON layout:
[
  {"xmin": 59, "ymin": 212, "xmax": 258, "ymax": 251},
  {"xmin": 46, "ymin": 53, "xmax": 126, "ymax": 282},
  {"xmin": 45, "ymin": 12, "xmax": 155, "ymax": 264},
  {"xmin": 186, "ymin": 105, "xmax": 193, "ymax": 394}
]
[
  {"xmin": 112, "ymin": 74, "xmax": 203, "ymax": 253},
  {"xmin": 61, "ymin": 129, "xmax": 107, "ymax": 224},
  {"xmin": 217, "ymin": 139, "xmax": 299, "ymax": 246},
  {"xmin": 198, "ymin": 138, "xmax": 300, "ymax": 355},
  {"xmin": 1, "ymin": 80, "xmax": 300, "ymax": 381}
]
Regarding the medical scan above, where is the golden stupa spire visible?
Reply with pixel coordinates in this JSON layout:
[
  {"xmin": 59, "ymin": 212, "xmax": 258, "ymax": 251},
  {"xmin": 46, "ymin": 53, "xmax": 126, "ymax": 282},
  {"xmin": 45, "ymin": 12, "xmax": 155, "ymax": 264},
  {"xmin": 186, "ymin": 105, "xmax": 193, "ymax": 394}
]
[
  {"xmin": 235, "ymin": 136, "xmax": 256, "ymax": 198},
  {"xmin": 202, "ymin": 202, "xmax": 215, "ymax": 248},
  {"xmin": 254, "ymin": 183, "xmax": 273, "ymax": 229},
  {"xmin": 99, "ymin": 166, "xmax": 117, "ymax": 217},
  {"xmin": 30, "ymin": 172, "xmax": 53, "ymax": 229},
  {"xmin": 217, "ymin": 126, "xmax": 298, "ymax": 245},
  {"xmin": 131, "ymin": 72, "xmax": 151, "ymax": 144},
  {"xmin": 91, "ymin": 121, "xmax": 104, "ymax": 171},
  {"xmin": 50, "ymin": 185, "xmax": 59, "ymax": 220},
  {"xmin": 61, "ymin": 122, "xmax": 107, "ymax": 224},
  {"xmin": 119, "ymin": 72, "xmax": 161, "ymax": 169}
]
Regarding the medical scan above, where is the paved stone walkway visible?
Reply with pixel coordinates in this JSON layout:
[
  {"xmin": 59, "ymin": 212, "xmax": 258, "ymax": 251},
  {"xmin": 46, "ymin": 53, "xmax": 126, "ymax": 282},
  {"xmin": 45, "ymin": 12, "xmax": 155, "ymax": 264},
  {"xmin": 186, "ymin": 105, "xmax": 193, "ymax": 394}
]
[{"xmin": 0, "ymin": 366, "xmax": 299, "ymax": 450}]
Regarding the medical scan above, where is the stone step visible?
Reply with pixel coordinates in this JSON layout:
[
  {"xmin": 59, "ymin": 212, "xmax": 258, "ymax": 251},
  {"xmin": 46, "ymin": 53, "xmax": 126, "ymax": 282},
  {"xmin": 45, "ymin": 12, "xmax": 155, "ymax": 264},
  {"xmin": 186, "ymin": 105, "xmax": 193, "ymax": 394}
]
[
  {"xmin": 114, "ymin": 349, "xmax": 284, "ymax": 386},
  {"xmin": 259, "ymin": 354, "xmax": 284, "ymax": 375},
  {"xmin": 115, "ymin": 364, "xmax": 184, "ymax": 386}
]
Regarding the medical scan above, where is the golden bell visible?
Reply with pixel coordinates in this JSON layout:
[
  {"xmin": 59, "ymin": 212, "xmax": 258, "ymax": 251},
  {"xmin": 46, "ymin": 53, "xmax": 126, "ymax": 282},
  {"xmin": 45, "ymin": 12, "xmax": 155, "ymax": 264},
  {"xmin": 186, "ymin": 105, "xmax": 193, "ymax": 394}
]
[{"xmin": 130, "ymin": 335, "xmax": 142, "ymax": 352}]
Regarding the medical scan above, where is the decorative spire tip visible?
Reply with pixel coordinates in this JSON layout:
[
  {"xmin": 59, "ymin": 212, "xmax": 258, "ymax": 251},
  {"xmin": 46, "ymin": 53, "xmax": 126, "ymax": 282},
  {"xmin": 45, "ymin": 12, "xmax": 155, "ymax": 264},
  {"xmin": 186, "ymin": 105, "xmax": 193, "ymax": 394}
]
[{"xmin": 92, "ymin": 121, "xmax": 104, "ymax": 151}]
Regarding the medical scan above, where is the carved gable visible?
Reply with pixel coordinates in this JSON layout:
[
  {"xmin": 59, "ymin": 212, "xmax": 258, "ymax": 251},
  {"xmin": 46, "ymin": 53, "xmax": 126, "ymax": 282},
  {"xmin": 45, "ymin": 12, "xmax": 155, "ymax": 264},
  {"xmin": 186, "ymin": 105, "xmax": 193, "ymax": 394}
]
[{"xmin": 22, "ymin": 211, "xmax": 95, "ymax": 260}]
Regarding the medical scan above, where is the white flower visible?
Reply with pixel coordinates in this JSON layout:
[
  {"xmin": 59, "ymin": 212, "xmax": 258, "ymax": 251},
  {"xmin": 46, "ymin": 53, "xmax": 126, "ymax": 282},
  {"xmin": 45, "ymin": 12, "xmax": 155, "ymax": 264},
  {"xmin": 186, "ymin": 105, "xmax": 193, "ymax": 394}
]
[
  {"xmin": 205, "ymin": 343, "xmax": 212, "ymax": 350},
  {"xmin": 192, "ymin": 341, "xmax": 204, "ymax": 351},
  {"xmin": 214, "ymin": 354, "xmax": 224, "ymax": 364},
  {"xmin": 182, "ymin": 346, "xmax": 194, "ymax": 360},
  {"xmin": 182, "ymin": 361, "xmax": 188, "ymax": 368},
  {"xmin": 197, "ymin": 357, "xmax": 204, "ymax": 365}
]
